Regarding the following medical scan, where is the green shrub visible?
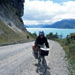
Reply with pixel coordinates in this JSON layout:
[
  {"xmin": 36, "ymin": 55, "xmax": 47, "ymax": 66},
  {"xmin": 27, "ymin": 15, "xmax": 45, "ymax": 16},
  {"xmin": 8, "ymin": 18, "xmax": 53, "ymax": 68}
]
[
  {"xmin": 46, "ymin": 32, "xmax": 59, "ymax": 40},
  {"xmin": 69, "ymin": 41, "xmax": 75, "ymax": 55}
]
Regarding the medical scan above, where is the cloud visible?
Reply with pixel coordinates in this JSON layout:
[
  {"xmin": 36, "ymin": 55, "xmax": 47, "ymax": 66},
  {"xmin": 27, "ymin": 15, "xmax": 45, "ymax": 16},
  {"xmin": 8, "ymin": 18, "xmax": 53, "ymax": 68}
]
[
  {"xmin": 23, "ymin": 20, "xmax": 39, "ymax": 25},
  {"xmin": 22, "ymin": 0, "xmax": 75, "ymax": 25}
]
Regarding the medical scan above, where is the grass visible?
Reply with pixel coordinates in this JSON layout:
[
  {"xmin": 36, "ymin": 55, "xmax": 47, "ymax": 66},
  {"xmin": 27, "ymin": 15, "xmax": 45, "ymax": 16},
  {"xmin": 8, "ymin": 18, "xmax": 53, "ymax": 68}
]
[
  {"xmin": 56, "ymin": 39, "xmax": 75, "ymax": 75},
  {"xmin": 0, "ymin": 21, "xmax": 34, "ymax": 46}
]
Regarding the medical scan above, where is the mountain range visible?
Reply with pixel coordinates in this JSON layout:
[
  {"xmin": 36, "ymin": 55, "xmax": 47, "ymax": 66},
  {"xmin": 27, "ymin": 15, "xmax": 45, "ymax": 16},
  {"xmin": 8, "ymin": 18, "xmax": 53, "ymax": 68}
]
[{"xmin": 24, "ymin": 19, "xmax": 75, "ymax": 29}]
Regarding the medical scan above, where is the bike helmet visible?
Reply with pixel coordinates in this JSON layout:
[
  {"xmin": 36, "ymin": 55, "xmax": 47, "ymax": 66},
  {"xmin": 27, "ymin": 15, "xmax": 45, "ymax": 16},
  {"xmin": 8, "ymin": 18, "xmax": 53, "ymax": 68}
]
[{"xmin": 39, "ymin": 31, "xmax": 44, "ymax": 36}]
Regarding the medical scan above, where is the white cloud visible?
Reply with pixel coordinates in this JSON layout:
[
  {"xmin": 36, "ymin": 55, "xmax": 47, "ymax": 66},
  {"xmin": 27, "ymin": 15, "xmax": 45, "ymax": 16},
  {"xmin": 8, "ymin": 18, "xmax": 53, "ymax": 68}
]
[
  {"xmin": 22, "ymin": 0, "xmax": 75, "ymax": 25},
  {"xmin": 23, "ymin": 20, "xmax": 39, "ymax": 25}
]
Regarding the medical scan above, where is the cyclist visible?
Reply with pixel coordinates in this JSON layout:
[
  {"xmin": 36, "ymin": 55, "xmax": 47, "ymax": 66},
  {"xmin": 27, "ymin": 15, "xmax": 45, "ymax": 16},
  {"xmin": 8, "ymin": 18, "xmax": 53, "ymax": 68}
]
[{"xmin": 32, "ymin": 31, "xmax": 49, "ymax": 59}]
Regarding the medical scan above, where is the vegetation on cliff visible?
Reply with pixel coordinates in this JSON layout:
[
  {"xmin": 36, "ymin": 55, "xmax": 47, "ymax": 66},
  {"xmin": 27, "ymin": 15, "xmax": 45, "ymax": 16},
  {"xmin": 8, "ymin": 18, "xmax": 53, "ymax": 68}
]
[{"xmin": 0, "ymin": 21, "xmax": 34, "ymax": 46}]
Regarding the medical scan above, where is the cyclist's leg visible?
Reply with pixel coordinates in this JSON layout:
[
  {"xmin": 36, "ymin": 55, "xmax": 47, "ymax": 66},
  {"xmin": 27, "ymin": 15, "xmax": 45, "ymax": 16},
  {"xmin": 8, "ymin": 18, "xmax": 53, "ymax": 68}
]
[
  {"xmin": 38, "ymin": 55, "xmax": 41, "ymax": 66},
  {"xmin": 32, "ymin": 44, "xmax": 36, "ymax": 53},
  {"xmin": 38, "ymin": 50, "xmax": 42, "ymax": 66},
  {"xmin": 35, "ymin": 47, "xmax": 38, "ymax": 59},
  {"xmin": 33, "ymin": 47, "xmax": 39, "ymax": 59},
  {"xmin": 41, "ymin": 56, "xmax": 46, "ymax": 65},
  {"xmin": 32, "ymin": 44, "xmax": 38, "ymax": 59}
]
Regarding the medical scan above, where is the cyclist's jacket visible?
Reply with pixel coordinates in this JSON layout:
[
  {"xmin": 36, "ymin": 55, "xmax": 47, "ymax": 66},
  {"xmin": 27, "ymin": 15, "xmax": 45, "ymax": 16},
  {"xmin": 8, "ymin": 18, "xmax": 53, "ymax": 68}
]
[{"xmin": 35, "ymin": 36, "xmax": 49, "ymax": 48}]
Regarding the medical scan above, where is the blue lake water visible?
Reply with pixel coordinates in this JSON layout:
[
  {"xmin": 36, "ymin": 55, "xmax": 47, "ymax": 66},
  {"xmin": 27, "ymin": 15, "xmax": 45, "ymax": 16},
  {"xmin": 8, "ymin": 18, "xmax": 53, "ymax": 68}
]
[{"xmin": 26, "ymin": 28, "xmax": 75, "ymax": 38}]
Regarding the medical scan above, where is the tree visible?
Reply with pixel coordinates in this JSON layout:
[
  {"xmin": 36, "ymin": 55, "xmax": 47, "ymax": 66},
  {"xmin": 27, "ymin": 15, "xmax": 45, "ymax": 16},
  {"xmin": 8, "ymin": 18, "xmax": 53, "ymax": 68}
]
[
  {"xmin": 32, "ymin": 32, "xmax": 37, "ymax": 38},
  {"xmin": 46, "ymin": 32, "xmax": 53, "ymax": 39},
  {"xmin": 54, "ymin": 32, "xmax": 58, "ymax": 39},
  {"xmin": 59, "ymin": 34, "xmax": 63, "ymax": 39}
]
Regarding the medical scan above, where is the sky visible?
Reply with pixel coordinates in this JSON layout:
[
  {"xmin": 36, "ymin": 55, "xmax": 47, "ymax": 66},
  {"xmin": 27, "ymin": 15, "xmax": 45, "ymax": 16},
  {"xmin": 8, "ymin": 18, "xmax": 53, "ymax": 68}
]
[{"xmin": 22, "ymin": 0, "xmax": 75, "ymax": 25}]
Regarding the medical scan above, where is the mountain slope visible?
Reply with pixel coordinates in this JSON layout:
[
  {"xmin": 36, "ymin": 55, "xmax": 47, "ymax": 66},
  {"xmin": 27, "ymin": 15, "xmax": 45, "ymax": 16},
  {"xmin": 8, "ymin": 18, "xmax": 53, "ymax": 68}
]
[
  {"xmin": 0, "ymin": 21, "xmax": 34, "ymax": 45},
  {"xmin": 0, "ymin": 1, "xmax": 34, "ymax": 46},
  {"xmin": 24, "ymin": 19, "xmax": 75, "ymax": 29},
  {"xmin": 49, "ymin": 19, "xmax": 75, "ymax": 29}
]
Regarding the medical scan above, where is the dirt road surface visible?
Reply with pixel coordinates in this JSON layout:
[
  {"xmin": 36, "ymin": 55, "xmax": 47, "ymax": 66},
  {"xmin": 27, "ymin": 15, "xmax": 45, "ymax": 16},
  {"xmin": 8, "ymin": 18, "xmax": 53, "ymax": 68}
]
[{"xmin": 0, "ymin": 40, "xmax": 69, "ymax": 75}]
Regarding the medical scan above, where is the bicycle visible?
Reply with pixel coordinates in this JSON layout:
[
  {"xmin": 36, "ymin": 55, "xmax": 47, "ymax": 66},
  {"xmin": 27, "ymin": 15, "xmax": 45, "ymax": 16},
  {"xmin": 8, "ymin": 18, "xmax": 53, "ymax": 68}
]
[{"xmin": 36, "ymin": 45, "xmax": 49, "ymax": 75}]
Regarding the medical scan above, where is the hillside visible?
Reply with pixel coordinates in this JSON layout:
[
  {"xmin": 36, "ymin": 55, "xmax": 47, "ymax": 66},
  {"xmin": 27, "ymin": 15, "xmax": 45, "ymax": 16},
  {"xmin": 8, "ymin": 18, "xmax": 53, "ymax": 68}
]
[
  {"xmin": 0, "ymin": 0, "xmax": 34, "ymax": 46},
  {"xmin": 49, "ymin": 19, "xmax": 75, "ymax": 29},
  {"xmin": 24, "ymin": 19, "xmax": 75, "ymax": 29}
]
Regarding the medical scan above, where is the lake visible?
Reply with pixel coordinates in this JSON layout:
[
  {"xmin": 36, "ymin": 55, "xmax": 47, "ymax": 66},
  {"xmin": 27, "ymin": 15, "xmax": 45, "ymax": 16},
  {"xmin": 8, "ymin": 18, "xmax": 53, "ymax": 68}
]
[{"xmin": 26, "ymin": 28, "xmax": 75, "ymax": 38}]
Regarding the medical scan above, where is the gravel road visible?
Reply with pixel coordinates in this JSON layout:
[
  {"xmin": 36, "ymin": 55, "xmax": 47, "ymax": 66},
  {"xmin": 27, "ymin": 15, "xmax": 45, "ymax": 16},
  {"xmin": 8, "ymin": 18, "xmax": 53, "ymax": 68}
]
[{"xmin": 0, "ymin": 40, "xmax": 69, "ymax": 75}]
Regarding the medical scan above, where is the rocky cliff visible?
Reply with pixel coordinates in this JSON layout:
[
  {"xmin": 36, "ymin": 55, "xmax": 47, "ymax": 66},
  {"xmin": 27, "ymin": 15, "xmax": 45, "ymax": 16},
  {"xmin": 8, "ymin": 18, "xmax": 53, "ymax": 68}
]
[
  {"xmin": 0, "ymin": 0, "xmax": 34, "ymax": 46},
  {"xmin": 0, "ymin": 0, "xmax": 24, "ymax": 17}
]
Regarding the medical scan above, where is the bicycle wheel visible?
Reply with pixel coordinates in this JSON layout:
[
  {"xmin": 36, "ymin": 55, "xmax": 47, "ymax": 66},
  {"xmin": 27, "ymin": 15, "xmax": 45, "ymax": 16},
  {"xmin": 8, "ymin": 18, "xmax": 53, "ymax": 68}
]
[{"xmin": 37, "ymin": 56, "xmax": 47, "ymax": 75}]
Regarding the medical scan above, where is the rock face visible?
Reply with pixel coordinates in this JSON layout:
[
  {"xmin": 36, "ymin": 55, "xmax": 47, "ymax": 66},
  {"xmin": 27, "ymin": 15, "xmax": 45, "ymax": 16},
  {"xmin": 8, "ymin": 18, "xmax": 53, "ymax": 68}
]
[
  {"xmin": 0, "ymin": 0, "xmax": 25, "ymax": 30},
  {"xmin": 0, "ymin": 0, "xmax": 34, "ymax": 45},
  {"xmin": 0, "ymin": 0, "xmax": 24, "ymax": 17},
  {"xmin": 0, "ymin": 3, "xmax": 24, "ymax": 30}
]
